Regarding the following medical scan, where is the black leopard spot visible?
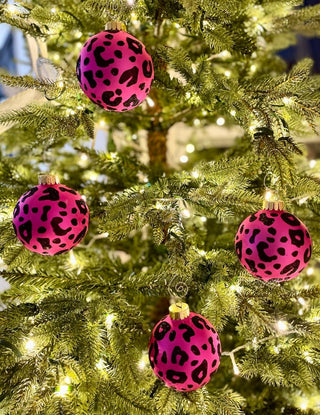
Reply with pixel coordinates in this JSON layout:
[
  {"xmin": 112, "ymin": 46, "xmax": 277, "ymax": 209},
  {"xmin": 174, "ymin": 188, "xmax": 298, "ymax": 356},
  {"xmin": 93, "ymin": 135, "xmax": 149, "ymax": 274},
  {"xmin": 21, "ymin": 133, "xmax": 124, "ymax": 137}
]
[
  {"xmin": 178, "ymin": 323, "xmax": 195, "ymax": 342},
  {"xmin": 13, "ymin": 202, "xmax": 20, "ymax": 218},
  {"xmin": 191, "ymin": 360, "xmax": 208, "ymax": 384},
  {"xmin": 84, "ymin": 57, "xmax": 90, "ymax": 65},
  {"xmin": 257, "ymin": 241, "xmax": 277, "ymax": 262},
  {"xmin": 304, "ymin": 246, "xmax": 312, "ymax": 263},
  {"xmin": 74, "ymin": 226, "xmax": 87, "ymax": 243},
  {"xmin": 208, "ymin": 337, "xmax": 216, "ymax": 354},
  {"xmin": 292, "ymin": 251, "xmax": 298, "ymax": 257},
  {"xmin": 280, "ymin": 259, "xmax": 300, "ymax": 276},
  {"xmin": 273, "ymin": 263, "xmax": 281, "ymax": 269},
  {"xmin": 270, "ymin": 213, "xmax": 278, "ymax": 217},
  {"xmin": 19, "ymin": 217, "xmax": 24, "ymax": 222},
  {"xmin": 59, "ymin": 243, "xmax": 66, "ymax": 248},
  {"xmin": 59, "ymin": 186, "xmax": 77, "ymax": 195},
  {"xmin": 103, "ymin": 41, "xmax": 111, "ymax": 46},
  {"xmin": 191, "ymin": 316, "xmax": 211, "ymax": 330},
  {"xmin": 289, "ymin": 229, "xmax": 305, "ymax": 247},
  {"xmin": 265, "ymin": 271, "xmax": 272, "ymax": 275},
  {"xmin": 245, "ymin": 258, "xmax": 258, "ymax": 273},
  {"xmin": 76, "ymin": 56, "xmax": 81, "ymax": 82},
  {"xmin": 217, "ymin": 342, "xmax": 221, "ymax": 356},
  {"xmin": 119, "ymin": 66, "xmax": 139, "ymax": 87},
  {"xmin": 13, "ymin": 223, "xmax": 17, "ymax": 235},
  {"xmin": 102, "ymin": 91, "xmax": 122, "ymax": 107},
  {"xmin": 72, "ymin": 208, "xmax": 77, "ymax": 214},
  {"xmin": 191, "ymin": 345, "xmax": 200, "ymax": 355},
  {"xmin": 235, "ymin": 240, "xmax": 242, "ymax": 260},
  {"xmin": 245, "ymin": 229, "xmax": 249, "ymax": 234},
  {"xmin": 139, "ymin": 82, "xmax": 145, "ymax": 90},
  {"xmin": 172, "ymin": 346, "xmax": 188, "ymax": 366},
  {"xmin": 37, "ymin": 238, "xmax": 51, "ymax": 250},
  {"xmin": 105, "ymin": 34, "xmax": 113, "ymax": 39},
  {"xmin": 93, "ymin": 46, "xmax": 115, "ymax": 68},
  {"xmin": 153, "ymin": 340, "xmax": 159, "ymax": 364},
  {"xmin": 126, "ymin": 36, "xmax": 143, "ymax": 54},
  {"xmin": 32, "ymin": 245, "xmax": 37, "ymax": 249},
  {"xmin": 258, "ymin": 263, "xmax": 266, "ymax": 269},
  {"xmin": 123, "ymin": 94, "xmax": 140, "ymax": 108},
  {"xmin": 239, "ymin": 225, "xmax": 244, "ymax": 234},
  {"xmin": 202, "ymin": 344, "xmax": 208, "ymax": 350},
  {"xmin": 87, "ymin": 37, "xmax": 98, "ymax": 52},
  {"xmin": 211, "ymin": 359, "xmax": 217, "ymax": 368},
  {"xmin": 103, "ymin": 79, "xmax": 111, "ymax": 86},
  {"xmin": 114, "ymin": 50, "xmax": 122, "ymax": 58},
  {"xmin": 84, "ymin": 70, "xmax": 97, "ymax": 88},
  {"xmin": 19, "ymin": 221, "xmax": 32, "ymax": 244},
  {"xmin": 71, "ymin": 219, "xmax": 78, "ymax": 226},
  {"xmin": 161, "ymin": 351, "xmax": 167, "ymax": 363},
  {"xmin": 52, "ymin": 238, "xmax": 61, "ymax": 244},
  {"xmin": 281, "ymin": 212, "xmax": 300, "ymax": 226},
  {"xmin": 249, "ymin": 229, "xmax": 261, "ymax": 244},
  {"xmin": 278, "ymin": 248, "xmax": 285, "ymax": 255},
  {"xmin": 130, "ymin": 56, "xmax": 136, "ymax": 62},
  {"xmin": 39, "ymin": 187, "xmax": 59, "ymax": 201},
  {"xmin": 32, "ymin": 207, "xmax": 38, "ymax": 213},
  {"xmin": 259, "ymin": 213, "xmax": 275, "ymax": 226},
  {"xmin": 115, "ymin": 89, "xmax": 122, "ymax": 95},
  {"xmin": 59, "ymin": 211, "xmax": 67, "ymax": 217},
  {"xmin": 166, "ymin": 370, "xmax": 187, "ymax": 384},
  {"xmin": 249, "ymin": 213, "xmax": 258, "ymax": 222},
  {"xmin": 268, "ymin": 227, "xmax": 276, "ymax": 235},
  {"xmin": 38, "ymin": 226, "xmax": 46, "ymax": 233},
  {"xmin": 142, "ymin": 60, "xmax": 153, "ymax": 78},
  {"xmin": 169, "ymin": 331, "xmax": 176, "ymax": 341},
  {"xmin": 246, "ymin": 248, "xmax": 252, "ymax": 255},
  {"xmin": 58, "ymin": 202, "xmax": 66, "ymax": 208},
  {"xmin": 191, "ymin": 360, "xmax": 198, "ymax": 366},
  {"xmin": 149, "ymin": 343, "xmax": 154, "ymax": 368},
  {"xmin": 158, "ymin": 371, "xmax": 163, "ymax": 377},
  {"xmin": 306, "ymin": 231, "xmax": 310, "ymax": 239},
  {"xmin": 154, "ymin": 321, "xmax": 171, "ymax": 340},
  {"xmin": 111, "ymin": 68, "xmax": 119, "ymax": 76},
  {"xmin": 188, "ymin": 384, "xmax": 193, "ymax": 388},
  {"xmin": 95, "ymin": 70, "xmax": 103, "ymax": 78},
  {"xmin": 41, "ymin": 205, "xmax": 51, "ymax": 221},
  {"xmin": 117, "ymin": 40, "xmax": 124, "ymax": 46},
  {"xmin": 267, "ymin": 237, "xmax": 275, "ymax": 243},
  {"xmin": 54, "ymin": 249, "xmax": 70, "ymax": 255},
  {"xmin": 51, "ymin": 217, "xmax": 72, "ymax": 236},
  {"xmin": 23, "ymin": 204, "xmax": 29, "ymax": 214},
  {"xmin": 68, "ymin": 234, "xmax": 75, "ymax": 240}
]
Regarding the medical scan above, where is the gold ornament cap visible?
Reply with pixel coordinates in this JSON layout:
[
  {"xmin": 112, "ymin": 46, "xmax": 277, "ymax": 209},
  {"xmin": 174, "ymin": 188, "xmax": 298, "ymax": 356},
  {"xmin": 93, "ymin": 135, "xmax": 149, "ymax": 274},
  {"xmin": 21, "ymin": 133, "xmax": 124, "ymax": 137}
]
[
  {"xmin": 105, "ymin": 21, "xmax": 126, "ymax": 31},
  {"xmin": 263, "ymin": 200, "xmax": 284, "ymax": 211},
  {"xmin": 169, "ymin": 302, "xmax": 190, "ymax": 320},
  {"xmin": 38, "ymin": 174, "xmax": 60, "ymax": 185}
]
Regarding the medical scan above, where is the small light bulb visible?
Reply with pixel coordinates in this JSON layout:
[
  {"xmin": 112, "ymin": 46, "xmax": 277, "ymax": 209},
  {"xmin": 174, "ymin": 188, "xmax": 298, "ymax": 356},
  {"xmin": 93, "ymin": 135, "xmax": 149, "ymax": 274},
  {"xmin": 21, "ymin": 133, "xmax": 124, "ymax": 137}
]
[
  {"xmin": 224, "ymin": 70, "xmax": 231, "ymax": 77},
  {"xmin": 69, "ymin": 251, "xmax": 77, "ymax": 266},
  {"xmin": 202, "ymin": 110, "xmax": 208, "ymax": 116},
  {"xmin": 192, "ymin": 64, "xmax": 197, "ymax": 74},
  {"xmin": 220, "ymin": 50, "xmax": 230, "ymax": 58},
  {"xmin": 132, "ymin": 134, "xmax": 137, "ymax": 140},
  {"xmin": 96, "ymin": 359, "xmax": 105, "ymax": 370},
  {"xmin": 193, "ymin": 119, "xmax": 200, "ymax": 127},
  {"xmin": 250, "ymin": 64, "xmax": 257, "ymax": 72},
  {"xmin": 56, "ymin": 384, "xmax": 69, "ymax": 397},
  {"xmin": 230, "ymin": 110, "xmax": 236, "ymax": 116},
  {"xmin": 299, "ymin": 399, "xmax": 309, "ymax": 411},
  {"xmin": 64, "ymin": 376, "xmax": 71, "ymax": 384},
  {"xmin": 98, "ymin": 119, "xmax": 106, "ymax": 127},
  {"xmin": 181, "ymin": 209, "xmax": 190, "ymax": 218},
  {"xmin": 309, "ymin": 159, "xmax": 316, "ymax": 168},
  {"xmin": 276, "ymin": 320, "xmax": 288, "ymax": 332},
  {"xmin": 138, "ymin": 359, "xmax": 146, "ymax": 370},
  {"xmin": 80, "ymin": 153, "xmax": 88, "ymax": 161},
  {"xmin": 143, "ymin": 176, "xmax": 149, "ymax": 183},
  {"xmin": 306, "ymin": 267, "xmax": 314, "ymax": 276},
  {"xmin": 51, "ymin": 7, "xmax": 57, "ymax": 13},
  {"xmin": 265, "ymin": 190, "xmax": 273, "ymax": 201},
  {"xmin": 282, "ymin": 97, "xmax": 292, "ymax": 105},
  {"xmin": 185, "ymin": 92, "xmax": 191, "ymax": 99},
  {"xmin": 191, "ymin": 170, "xmax": 199, "ymax": 178},
  {"xmin": 25, "ymin": 339, "xmax": 35, "ymax": 351},
  {"xmin": 216, "ymin": 117, "xmax": 225, "ymax": 126},
  {"xmin": 273, "ymin": 346, "xmax": 280, "ymax": 354},
  {"xmin": 105, "ymin": 313, "xmax": 115, "ymax": 329},
  {"xmin": 146, "ymin": 97, "xmax": 155, "ymax": 107},
  {"xmin": 200, "ymin": 216, "xmax": 207, "ymax": 222},
  {"xmin": 180, "ymin": 155, "xmax": 188, "ymax": 163},
  {"xmin": 186, "ymin": 143, "xmax": 195, "ymax": 153},
  {"xmin": 7, "ymin": 4, "xmax": 18, "ymax": 14},
  {"xmin": 57, "ymin": 81, "xmax": 64, "ymax": 88},
  {"xmin": 298, "ymin": 297, "xmax": 306, "ymax": 306}
]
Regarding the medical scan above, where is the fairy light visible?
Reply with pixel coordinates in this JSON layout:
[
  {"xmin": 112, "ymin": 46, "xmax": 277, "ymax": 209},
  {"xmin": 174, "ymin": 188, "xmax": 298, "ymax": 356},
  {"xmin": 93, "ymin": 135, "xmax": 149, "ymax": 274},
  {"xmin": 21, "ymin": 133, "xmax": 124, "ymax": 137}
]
[
  {"xmin": 105, "ymin": 313, "xmax": 115, "ymax": 329},
  {"xmin": 282, "ymin": 97, "xmax": 292, "ymax": 105},
  {"xmin": 216, "ymin": 117, "xmax": 225, "ymax": 126},
  {"xmin": 192, "ymin": 64, "xmax": 197, "ymax": 74},
  {"xmin": 185, "ymin": 92, "xmax": 191, "ymax": 99},
  {"xmin": 138, "ymin": 358, "xmax": 146, "ymax": 370},
  {"xmin": 306, "ymin": 267, "xmax": 314, "ymax": 276},
  {"xmin": 96, "ymin": 359, "xmax": 105, "ymax": 370},
  {"xmin": 146, "ymin": 97, "xmax": 155, "ymax": 107},
  {"xmin": 180, "ymin": 155, "xmax": 188, "ymax": 163},
  {"xmin": 202, "ymin": 110, "xmax": 208, "ymax": 116},
  {"xmin": 220, "ymin": 50, "xmax": 231, "ymax": 58},
  {"xmin": 299, "ymin": 398, "xmax": 309, "ymax": 411},
  {"xmin": 230, "ymin": 110, "xmax": 236, "ymax": 116},
  {"xmin": 132, "ymin": 134, "xmax": 137, "ymax": 140},
  {"xmin": 64, "ymin": 376, "xmax": 71, "ymax": 384},
  {"xmin": 250, "ymin": 64, "xmax": 257, "ymax": 72},
  {"xmin": 193, "ymin": 119, "xmax": 200, "ymax": 127},
  {"xmin": 181, "ymin": 209, "xmax": 191, "ymax": 218},
  {"xmin": 309, "ymin": 159, "xmax": 316, "ymax": 168},
  {"xmin": 273, "ymin": 346, "xmax": 280, "ymax": 354},
  {"xmin": 186, "ymin": 144, "xmax": 195, "ymax": 153},
  {"xmin": 224, "ymin": 70, "xmax": 231, "ymax": 77},
  {"xmin": 303, "ymin": 351, "xmax": 313, "ymax": 363},
  {"xmin": 127, "ymin": 0, "xmax": 135, "ymax": 5},
  {"xmin": 51, "ymin": 7, "xmax": 57, "ymax": 13},
  {"xmin": 57, "ymin": 81, "xmax": 64, "ymax": 88},
  {"xmin": 53, "ymin": 53, "xmax": 60, "ymax": 61},
  {"xmin": 276, "ymin": 320, "xmax": 288, "ymax": 333},
  {"xmin": 98, "ymin": 119, "xmax": 106, "ymax": 127},
  {"xmin": 200, "ymin": 216, "xmax": 207, "ymax": 222},
  {"xmin": 191, "ymin": 170, "xmax": 199, "ymax": 178},
  {"xmin": 25, "ymin": 339, "xmax": 35, "ymax": 351},
  {"xmin": 56, "ymin": 384, "xmax": 69, "ymax": 397},
  {"xmin": 80, "ymin": 153, "xmax": 88, "ymax": 161},
  {"xmin": 298, "ymin": 297, "xmax": 306, "ymax": 306},
  {"xmin": 69, "ymin": 251, "xmax": 77, "ymax": 266}
]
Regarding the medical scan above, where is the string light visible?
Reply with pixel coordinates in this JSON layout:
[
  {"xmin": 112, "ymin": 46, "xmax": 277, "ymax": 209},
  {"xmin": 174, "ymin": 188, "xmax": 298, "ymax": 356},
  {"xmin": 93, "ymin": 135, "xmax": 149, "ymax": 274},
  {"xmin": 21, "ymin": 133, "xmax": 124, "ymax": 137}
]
[
  {"xmin": 186, "ymin": 144, "xmax": 195, "ymax": 153},
  {"xmin": 55, "ymin": 384, "xmax": 69, "ymax": 397},
  {"xmin": 276, "ymin": 320, "xmax": 288, "ymax": 333},
  {"xmin": 69, "ymin": 251, "xmax": 77, "ymax": 266},
  {"xmin": 80, "ymin": 153, "xmax": 88, "ymax": 161},
  {"xmin": 225, "ymin": 70, "xmax": 231, "ymax": 77},
  {"xmin": 180, "ymin": 155, "xmax": 188, "ymax": 163},
  {"xmin": 98, "ymin": 119, "xmax": 106, "ymax": 127},
  {"xmin": 24, "ymin": 339, "xmax": 35, "ymax": 351},
  {"xmin": 7, "ymin": 4, "xmax": 19, "ymax": 14},
  {"xmin": 138, "ymin": 353, "xmax": 149, "ymax": 370},
  {"xmin": 64, "ymin": 376, "xmax": 71, "ymax": 384},
  {"xmin": 127, "ymin": 0, "xmax": 135, "ymax": 5},
  {"xmin": 57, "ymin": 81, "xmax": 64, "ymax": 88},
  {"xmin": 185, "ymin": 92, "xmax": 191, "ymax": 99},
  {"xmin": 282, "ymin": 97, "xmax": 292, "ymax": 105},
  {"xmin": 230, "ymin": 110, "xmax": 236, "ymax": 116},
  {"xmin": 299, "ymin": 398, "xmax": 309, "ymax": 411},
  {"xmin": 105, "ymin": 313, "xmax": 115, "ymax": 329},
  {"xmin": 202, "ymin": 110, "xmax": 208, "ymax": 116},
  {"xmin": 181, "ymin": 209, "xmax": 190, "ymax": 218},
  {"xmin": 306, "ymin": 267, "xmax": 314, "ymax": 276},
  {"xmin": 132, "ymin": 134, "xmax": 137, "ymax": 140},
  {"xmin": 200, "ymin": 216, "xmax": 207, "ymax": 222},
  {"xmin": 191, "ymin": 170, "xmax": 199, "ymax": 178},
  {"xmin": 303, "ymin": 351, "xmax": 313, "ymax": 363},
  {"xmin": 146, "ymin": 97, "xmax": 155, "ymax": 107},
  {"xmin": 250, "ymin": 64, "xmax": 257, "ymax": 72},
  {"xmin": 273, "ymin": 346, "xmax": 280, "ymax": 354},
  {"xmin": 193, "ymin": 119, "xmax": 200, "ymax": 127},
  {"xmin": 297, "ymin": 297, "xmax": 306, "ymax": 306},
  {"xmin": 309, "ymin": 159, "xmax": 316, "ymax": 168},
  {"xmin": 51, "ymin": 7, "xmax": 57, "ymax": 13},
  {"xmin": 96, "ymin": 358, "xmax": 105, "ymax": 370},
  {"xmin": 216, "ymin": 117, "xmax": 225, "ymax": 126}
]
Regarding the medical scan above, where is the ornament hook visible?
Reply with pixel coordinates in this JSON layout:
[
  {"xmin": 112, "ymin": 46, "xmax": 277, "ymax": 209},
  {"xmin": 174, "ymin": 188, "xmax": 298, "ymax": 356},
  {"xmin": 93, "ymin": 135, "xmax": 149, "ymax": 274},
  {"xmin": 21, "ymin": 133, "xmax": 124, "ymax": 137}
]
[{"xmin": 168, "ymin": 274, "xmax": 188, "ymax": 301}]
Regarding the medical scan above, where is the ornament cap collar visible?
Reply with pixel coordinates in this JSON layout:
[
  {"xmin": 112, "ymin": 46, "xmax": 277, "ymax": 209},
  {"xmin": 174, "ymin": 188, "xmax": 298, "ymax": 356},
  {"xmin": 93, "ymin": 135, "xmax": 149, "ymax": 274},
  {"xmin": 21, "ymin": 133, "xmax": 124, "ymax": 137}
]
[
  {"xmin": 38, "ymin": 174, "xmax": 60, "ymax": 185},
  {"xmin": 263, "ymin": 200, "xmax": 284, "ymax": 210},
  {"xmin": 169, "ymin": 302, "xmax": 190, "ymax": 320},
  {"xmin": 105, "ymin": 21, "xmax": 126, "ymax": 31}
]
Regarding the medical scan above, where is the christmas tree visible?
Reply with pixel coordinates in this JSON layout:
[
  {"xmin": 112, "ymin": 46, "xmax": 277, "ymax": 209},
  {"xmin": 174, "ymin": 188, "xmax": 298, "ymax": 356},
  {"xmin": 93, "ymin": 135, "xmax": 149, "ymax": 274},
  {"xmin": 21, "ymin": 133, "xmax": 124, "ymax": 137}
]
[{"xmin": 0, "ymin": 0, "xmax": 320, "ymax": 414}]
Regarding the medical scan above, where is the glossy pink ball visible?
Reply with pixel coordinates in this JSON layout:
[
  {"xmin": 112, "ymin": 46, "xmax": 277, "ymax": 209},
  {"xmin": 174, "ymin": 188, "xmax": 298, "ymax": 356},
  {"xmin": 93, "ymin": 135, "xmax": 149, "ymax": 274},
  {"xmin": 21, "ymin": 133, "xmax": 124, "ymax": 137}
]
[
  {"xmin": 13, "ymin": 184, "xmax": 89, "ymax": 255},
  {"xmin": 235, "ymin": 209, "xmax": 312, "ymax": 282},
  {"xmin": 76, "ymin": 30, "xmax": 153, "ymax": 112},
  {"xmin": 149, "ymin": 312, "xmax": 221, "ymax": 391}
]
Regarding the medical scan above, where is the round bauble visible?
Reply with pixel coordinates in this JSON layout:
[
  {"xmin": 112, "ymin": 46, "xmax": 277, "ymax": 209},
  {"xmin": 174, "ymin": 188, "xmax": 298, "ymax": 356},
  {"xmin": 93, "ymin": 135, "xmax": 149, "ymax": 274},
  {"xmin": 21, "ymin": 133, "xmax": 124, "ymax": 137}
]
[
  {"xmin": 76, "ymin": 22, "xmax": 154, "ymax": 112},
  {"xmin": 149, "ymin": 303, "xmax": 221, "ymax": 392},
  {"xmin": 12, "ymin": 175, "xmax": 89, "ymax": 255},
  {"xmin": 235, "ymin": 202, "xmax": 312, "ymax": 282}
]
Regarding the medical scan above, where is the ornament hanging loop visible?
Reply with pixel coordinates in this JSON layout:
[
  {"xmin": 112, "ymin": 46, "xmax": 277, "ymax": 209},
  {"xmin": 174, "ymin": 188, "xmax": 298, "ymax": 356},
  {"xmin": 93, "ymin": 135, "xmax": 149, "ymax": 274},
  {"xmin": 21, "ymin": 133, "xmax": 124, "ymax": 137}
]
[{"xmin": 168, "ymin": 274, "xmax": 188, "ymax": 301}]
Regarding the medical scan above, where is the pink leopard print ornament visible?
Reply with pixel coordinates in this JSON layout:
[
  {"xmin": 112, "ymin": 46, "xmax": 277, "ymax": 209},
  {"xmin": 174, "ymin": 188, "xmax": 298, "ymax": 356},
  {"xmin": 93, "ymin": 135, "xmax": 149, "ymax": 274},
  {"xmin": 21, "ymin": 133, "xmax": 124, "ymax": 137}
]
[
  {"xmin": 76, "ymin": 28, "xmax": 153, "ymax": 112},
  {"xmin": 149, "ymin": 304, "xmax": 221, "ymax": 391},
  {"xmin": 235, "ymin": 208, "xmax": 312, "ymax": 282},
  {"xmin": 13, "ymin": 182, "xmax": 89, "ymax": 256}
]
